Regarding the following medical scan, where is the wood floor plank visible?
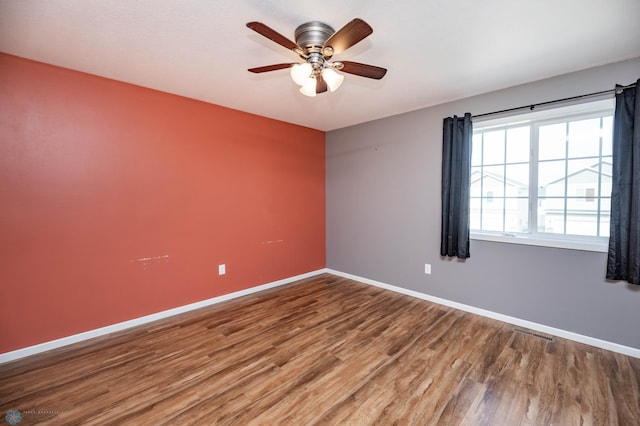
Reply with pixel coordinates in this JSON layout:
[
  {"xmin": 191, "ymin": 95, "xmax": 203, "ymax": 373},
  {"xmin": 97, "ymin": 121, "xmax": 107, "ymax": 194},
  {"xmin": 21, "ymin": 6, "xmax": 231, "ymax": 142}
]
[{"xmin": 1, "ymin": 273, "xmax": 638, "ymax": 425}]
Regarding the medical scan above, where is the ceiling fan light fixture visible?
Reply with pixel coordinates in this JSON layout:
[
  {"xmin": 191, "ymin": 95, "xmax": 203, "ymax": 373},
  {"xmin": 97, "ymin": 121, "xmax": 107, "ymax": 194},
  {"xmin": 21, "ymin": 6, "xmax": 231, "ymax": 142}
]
[
  {"xmin": 247, "ymin": 18, "xmax": 386, "ymax": 96},
  {"xmin": 300, "ymin": 77, "xmax": 317, "ymax": 97},
  {"xmin": 322, "ymin": 68, "xmax": 344, "ymax": 92},
  {"xmin": 290, "ymin": 63, "xmax": 313, "ymax": 86}
]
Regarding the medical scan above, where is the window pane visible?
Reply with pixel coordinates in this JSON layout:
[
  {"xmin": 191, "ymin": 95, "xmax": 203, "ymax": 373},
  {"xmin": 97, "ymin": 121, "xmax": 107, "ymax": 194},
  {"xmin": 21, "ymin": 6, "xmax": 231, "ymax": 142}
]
[
  {"xmin": 568, "ymin": 118, "xmax": 600, "ymax": 158},
  {"xmin": 505, "ymin": 164, "xmax": 529, "ymax": 196},
  {"xmin": 600, "ymin": 197, "xmax": 611, "ymax": 237},
  {"xmin": 506, "ymin": 126, "xmax": 530, "ymax": 163},
  {"xmin": 566, "ymin": 197, "xmax": 598, "ymax": 236},
  {"xmin": 602, "ymin": 116, "xmax": 613, "ymax": 156},
  {"xmin": 538, "ymin": 198, "xmax": 565, "ymax": 234},
  {"xmin": 538, "ymin": 160, "xmax": 566, "ymax": 196},
  {"xmin": 482, "ymin": 198, "xmax": 504, "ymax": 231},
  {"xmin": 566, "ymin": 196, "xmax": 598, "ymax": 215},
  {"xmin": 483, "ymin": 130, "xmax": 505, "ymax": 165},
  {"xmin": 566, "ymin": 196, "xmax": 596, "ymax": 209},
  {"xmin": 601, "ymin": 156, "xmax": 613, "ymax": 173},
  {"xmin": 472, "ymin": 134, "xmax": 482, "ymax": 166},
  {"xmin": 504, "ymin": 197, "xmax": 528, "ymax": 232},
  {"xmin": 566, "ymin": 218, "xmax": 598, "ymax": 236},
  {"xmin": 470, "ymin": 198, "xmax": 481, "ymax": 230},
  {"xmin": 600, "ymin": 161, "xmax": 612, "ymax": 196},
  {"xmin": 470, "ymin": 166, "xmax": 482, "ymax": 197},
  {"xmin": 483, "ymin": 165, "xmax": 505, "ymax": 197},
  {"xmin": 566, "ymin": 158, "xmax": 601, "ymax": 197},
  {"xmin": 539, "ymin": 123, "xmax": 566, "ymax": 160},
  {"xmin": 566, "ymin": 158, "xmax": 596, "ymax": 175}
]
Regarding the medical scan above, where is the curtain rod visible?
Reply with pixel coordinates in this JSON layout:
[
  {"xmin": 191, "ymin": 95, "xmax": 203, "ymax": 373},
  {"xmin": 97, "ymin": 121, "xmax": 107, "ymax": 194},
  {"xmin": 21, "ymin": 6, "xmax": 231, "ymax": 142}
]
[{"xmin": 472, "ymin": 82, "xmax": 637, "ymax": 119}]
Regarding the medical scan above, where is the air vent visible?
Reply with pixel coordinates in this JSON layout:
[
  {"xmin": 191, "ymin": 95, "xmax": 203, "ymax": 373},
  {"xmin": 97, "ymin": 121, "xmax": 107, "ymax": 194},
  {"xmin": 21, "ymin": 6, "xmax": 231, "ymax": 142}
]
[{"xmin": 512, "ymin": 328, "xmax": 554, "ymax": 342}]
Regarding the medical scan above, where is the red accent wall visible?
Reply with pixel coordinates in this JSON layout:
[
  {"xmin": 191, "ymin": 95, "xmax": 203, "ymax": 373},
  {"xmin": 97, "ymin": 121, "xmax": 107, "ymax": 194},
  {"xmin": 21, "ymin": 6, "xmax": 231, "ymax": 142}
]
[{"xmin": 0, "ymin": 53, "xmax": 325, "ymax": 353}]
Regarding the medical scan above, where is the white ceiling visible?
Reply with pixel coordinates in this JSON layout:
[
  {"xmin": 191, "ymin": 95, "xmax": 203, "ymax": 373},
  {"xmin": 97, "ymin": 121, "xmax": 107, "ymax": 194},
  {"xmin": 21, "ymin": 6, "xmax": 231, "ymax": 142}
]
[{"xmin": 1, "ymin": 0, "xmax": 639, "ymax": 131}]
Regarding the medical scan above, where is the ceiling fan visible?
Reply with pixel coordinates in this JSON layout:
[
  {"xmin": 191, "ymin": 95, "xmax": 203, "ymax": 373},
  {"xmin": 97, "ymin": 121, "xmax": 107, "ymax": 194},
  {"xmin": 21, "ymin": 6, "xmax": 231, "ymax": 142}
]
[{"xmin": 246, "ymin": 18, "xmax": 387, "ymax": 97}]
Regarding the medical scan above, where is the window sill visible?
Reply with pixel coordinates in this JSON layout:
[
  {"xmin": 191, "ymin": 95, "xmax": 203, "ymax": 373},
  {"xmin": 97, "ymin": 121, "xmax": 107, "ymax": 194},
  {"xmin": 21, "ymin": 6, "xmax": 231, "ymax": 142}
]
[{"xmin": 470, "ymin": 232, "xmax": 608, "ymax": 253}]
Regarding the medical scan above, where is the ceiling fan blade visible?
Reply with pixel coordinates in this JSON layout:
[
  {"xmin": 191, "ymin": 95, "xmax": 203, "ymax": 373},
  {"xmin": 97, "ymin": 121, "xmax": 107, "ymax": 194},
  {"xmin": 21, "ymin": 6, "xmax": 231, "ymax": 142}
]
[
  {"xmin": 248, "ymin": 63, "xmax": 296, "ymax": 73},
  {"xmin": 323, "ymin": 18, "xmax": 373, "ymax": 56},
  {"xmin": 246, "ymin": 22, "xmax": 299, "ymax": 52},
  {"xmin": 339, "ymin": 61, "xmax": 387, "ymax": 79},
  {"xmin": 316, "ymin": 75, "xmax": 328, "ymax": 94}
]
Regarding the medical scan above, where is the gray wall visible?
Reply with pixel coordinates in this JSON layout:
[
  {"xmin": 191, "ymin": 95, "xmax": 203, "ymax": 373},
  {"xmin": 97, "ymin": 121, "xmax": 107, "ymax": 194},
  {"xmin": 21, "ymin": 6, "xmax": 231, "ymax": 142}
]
[{"xmin": 326, "ymin": 58, "xmax": 640, "ymax": 349}]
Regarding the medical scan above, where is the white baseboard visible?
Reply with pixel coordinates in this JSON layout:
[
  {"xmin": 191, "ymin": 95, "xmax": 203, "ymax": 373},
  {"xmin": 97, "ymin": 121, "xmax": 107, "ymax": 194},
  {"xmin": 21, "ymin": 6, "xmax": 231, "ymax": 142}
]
[
  {"xmin": 326, "ymin": 269, "xmax": 640, "ymax": 359},
  {"xmin": 0, "ymin": 269, "xmax": 327, "ymax": 364},
  {"xmin": 4, "ymin": 268, "xmax": 638, "ymax": 363}
]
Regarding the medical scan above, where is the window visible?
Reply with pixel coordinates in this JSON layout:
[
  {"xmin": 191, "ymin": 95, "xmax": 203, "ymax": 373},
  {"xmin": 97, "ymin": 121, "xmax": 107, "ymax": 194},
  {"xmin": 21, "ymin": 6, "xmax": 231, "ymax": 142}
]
[{"xmin": 470, "ymin": 99, "xmax": 614, "ymax": 251}]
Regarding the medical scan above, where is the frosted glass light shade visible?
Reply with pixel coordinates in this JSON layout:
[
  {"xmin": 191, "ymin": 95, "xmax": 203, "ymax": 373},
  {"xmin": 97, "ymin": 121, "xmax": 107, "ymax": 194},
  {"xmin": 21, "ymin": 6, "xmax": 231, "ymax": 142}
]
[
  {"xmin": 290, "ymin": 63, "xmax": 313, "ymax": 86},
  {"xmin": 299, "ymin": 77, "xmax": 317, "ymax": 97},
  {"xmin": 322, "ymin": 68, "xmax": 344, "ymax": 92}
]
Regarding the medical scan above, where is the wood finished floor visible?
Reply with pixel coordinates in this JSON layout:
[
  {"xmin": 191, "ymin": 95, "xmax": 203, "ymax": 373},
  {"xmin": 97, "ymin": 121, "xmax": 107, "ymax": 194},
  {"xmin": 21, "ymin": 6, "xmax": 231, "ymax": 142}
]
[{"xmin": 1, "ymin": 273, "xmax": 639, "ymax": 425}]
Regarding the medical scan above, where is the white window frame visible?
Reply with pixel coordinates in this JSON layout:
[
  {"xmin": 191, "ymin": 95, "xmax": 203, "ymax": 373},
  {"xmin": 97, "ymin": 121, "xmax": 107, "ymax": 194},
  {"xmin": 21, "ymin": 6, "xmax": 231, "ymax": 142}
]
[{"xmin": 470, "ymin": 98, "xmax": 615, "ymax": 252}]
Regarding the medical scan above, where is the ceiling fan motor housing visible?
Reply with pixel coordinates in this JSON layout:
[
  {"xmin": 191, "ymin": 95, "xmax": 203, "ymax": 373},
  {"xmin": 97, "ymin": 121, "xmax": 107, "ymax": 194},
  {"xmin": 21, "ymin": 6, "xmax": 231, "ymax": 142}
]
[
  {"xmin": 294, "ymin": 21, "xmax": 335, "ymax": 75},
  {"xmin": 294, "ymin": 21, "xmax": 334, "ymax": 52}
]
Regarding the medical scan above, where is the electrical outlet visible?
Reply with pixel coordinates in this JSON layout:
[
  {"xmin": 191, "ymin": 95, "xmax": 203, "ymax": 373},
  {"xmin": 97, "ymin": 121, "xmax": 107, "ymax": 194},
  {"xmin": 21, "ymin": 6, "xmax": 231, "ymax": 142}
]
[
  {"xmin": 424, "ymin": 264, "xmax": 431, "ymax": 274},
  {"xmin": 218, "ymin": 264, "xmax": 226, "ymax": 275}
]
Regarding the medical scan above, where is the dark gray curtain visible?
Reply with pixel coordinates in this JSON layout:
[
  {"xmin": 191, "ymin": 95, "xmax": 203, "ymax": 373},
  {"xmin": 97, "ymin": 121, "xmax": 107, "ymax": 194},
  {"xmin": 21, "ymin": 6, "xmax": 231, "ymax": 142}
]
[
  {"xmin": 441, "ymin": 113, "xmax": 472, "ymax": 258},
  {"xmin": 607, "ymin": 79, "xmax": 640, "ymax": 284}
]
